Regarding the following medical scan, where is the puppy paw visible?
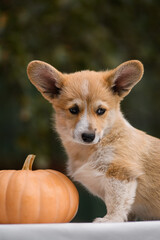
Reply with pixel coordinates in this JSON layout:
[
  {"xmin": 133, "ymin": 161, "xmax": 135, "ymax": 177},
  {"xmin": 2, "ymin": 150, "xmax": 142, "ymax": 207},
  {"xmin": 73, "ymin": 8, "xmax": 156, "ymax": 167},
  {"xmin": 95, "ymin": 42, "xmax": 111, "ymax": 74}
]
[{"xmin": 94, "ymin": 215, "xmax": 124, "ymax": 223}]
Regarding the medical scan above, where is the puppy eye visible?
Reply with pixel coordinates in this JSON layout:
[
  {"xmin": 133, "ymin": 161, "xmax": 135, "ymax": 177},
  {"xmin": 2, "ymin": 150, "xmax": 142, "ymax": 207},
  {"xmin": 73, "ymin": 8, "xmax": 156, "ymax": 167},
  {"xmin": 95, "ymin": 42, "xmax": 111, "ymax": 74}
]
[
  {"xmin": 69, "ymin": 105, "xmax": 79, "ymax": 115},
  {"xmin": 96, "ymin": 108, "xmax": 106, "ymax": 116}
]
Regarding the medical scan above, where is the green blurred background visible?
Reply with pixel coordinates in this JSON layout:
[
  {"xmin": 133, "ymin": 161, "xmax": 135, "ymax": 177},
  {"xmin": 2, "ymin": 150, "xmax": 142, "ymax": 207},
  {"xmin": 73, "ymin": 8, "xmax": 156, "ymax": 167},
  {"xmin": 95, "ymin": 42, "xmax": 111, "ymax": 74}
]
[{"xmin": 0, "ymin": 0, "xmax": 160, "ymax": 222}]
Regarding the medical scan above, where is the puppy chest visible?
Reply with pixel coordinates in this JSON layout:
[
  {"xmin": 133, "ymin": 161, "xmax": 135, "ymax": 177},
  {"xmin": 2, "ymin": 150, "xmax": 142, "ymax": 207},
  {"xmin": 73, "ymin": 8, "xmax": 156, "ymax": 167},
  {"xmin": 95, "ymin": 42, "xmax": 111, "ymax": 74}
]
[
  {"xmin": 67, "ymin": 145, "xmax": 115, "ymax": 198},
  {"xmin": 72, "ymin": 165, "xmax": 106, "ymax": 199}
]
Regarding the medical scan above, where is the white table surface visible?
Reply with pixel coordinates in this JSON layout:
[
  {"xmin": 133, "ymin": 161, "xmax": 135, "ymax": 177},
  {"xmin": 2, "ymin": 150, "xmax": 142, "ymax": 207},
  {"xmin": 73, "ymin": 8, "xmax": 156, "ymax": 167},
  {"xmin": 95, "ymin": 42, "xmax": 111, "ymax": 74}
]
[{"xmin": 0, "ymin": 221, "xmax": 159, "ymax": 240}]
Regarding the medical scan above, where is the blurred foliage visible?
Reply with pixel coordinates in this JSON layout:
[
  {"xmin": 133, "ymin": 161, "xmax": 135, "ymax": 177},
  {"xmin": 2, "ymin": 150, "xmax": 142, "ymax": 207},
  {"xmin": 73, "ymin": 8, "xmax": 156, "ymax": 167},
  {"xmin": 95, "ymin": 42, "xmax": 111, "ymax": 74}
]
[{"xmin": 0, "ymin": 0, "xmax": 160, "ymax": 222}]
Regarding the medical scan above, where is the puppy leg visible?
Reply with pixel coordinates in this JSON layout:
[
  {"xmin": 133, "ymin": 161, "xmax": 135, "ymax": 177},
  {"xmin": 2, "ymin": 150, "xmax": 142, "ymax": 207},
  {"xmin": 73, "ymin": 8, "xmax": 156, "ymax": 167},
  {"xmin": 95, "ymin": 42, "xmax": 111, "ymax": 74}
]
[{"xmin": 94, "ymin": 178, "xmax": 137, "ymax": 223}]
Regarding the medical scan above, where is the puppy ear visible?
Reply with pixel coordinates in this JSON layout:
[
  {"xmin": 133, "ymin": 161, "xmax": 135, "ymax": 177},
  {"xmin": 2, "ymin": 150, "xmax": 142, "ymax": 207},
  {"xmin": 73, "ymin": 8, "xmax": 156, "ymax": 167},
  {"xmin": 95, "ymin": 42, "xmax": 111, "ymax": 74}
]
[
  {"xmin": 27, "ymin": 60, "xmax": 64, "ymax": 103},
  {"xmin": 108, "ymin": 60, "xmax": 144, "ymax": 98}
]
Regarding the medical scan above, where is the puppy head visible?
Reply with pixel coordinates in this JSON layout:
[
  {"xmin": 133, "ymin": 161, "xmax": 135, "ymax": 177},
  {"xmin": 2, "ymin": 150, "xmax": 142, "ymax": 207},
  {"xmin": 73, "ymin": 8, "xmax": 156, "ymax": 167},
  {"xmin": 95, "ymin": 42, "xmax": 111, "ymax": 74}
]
[{"xmin": 27, "ymin": 60, "xmax": 144, "ymax": 145}]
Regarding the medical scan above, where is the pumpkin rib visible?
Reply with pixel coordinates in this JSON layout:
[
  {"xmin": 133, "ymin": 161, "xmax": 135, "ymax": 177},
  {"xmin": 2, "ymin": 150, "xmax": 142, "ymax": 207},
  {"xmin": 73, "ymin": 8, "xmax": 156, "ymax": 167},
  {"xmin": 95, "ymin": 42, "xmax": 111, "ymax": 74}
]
[
  {"xmin": 51, "ymin": 171, "xmax": 72, "ymax": 223},
  {"xmin": 37, "ymin": 170, "xmax": 59, "ymax": 223},
  {"xmin": 45, "ymin": 170, "xmax": 65, "ymax": 222},
  {"xmin": 64, "ymin": 177, "xmax": 79, "ymax": 222},
  {"xmin": 0, "ymin": 171, "xmax": 13, "ymax": 223},
  {"xmin": 46, "ymin": 170, "xmax": 79, "ymax": 223},
  {"xmin": 46, "ymin": 170, "xmax": 70, "ymax": 223},
  {"xmin": 19, "ymin": 171, "xmax": 42, "ymax": 223},
  {"xmin": 30, "ymin": 171, "xmax": 42, "ymax": 223},
  {"xmin": 8, "ymin": 171, "xmax": 24, "ymax": 223},
  {"xmin": 5, "ymin": 171, "xmax": 16, "ymax": 223},
  {"xmin": 18, "ymin": 171, "xmax": 28, "ymax": 223},
  {"xmin": 35, "ymin": 170, "xmax": 55, "ymax": 223},
  {"xmin": 35, "ymin": 172, "xmax": 42, "ymax": 223},
  {"xmin": 48, "ymin": 172, "xmax": 60, "ymax": 223},
  {"xmin": 9, "ymin": 171, "xmax": 28, "ymax": 223},
  {"xmin": 53, "ymin": 171, "xmax": 79, "ymax": 222},
  {"xmin": 52, "ymin": 172, "xmax": 69, "ymax": 223},
  {"xmin": 60, "ymin": 174, "xmax": 79, "ymax": 222}
]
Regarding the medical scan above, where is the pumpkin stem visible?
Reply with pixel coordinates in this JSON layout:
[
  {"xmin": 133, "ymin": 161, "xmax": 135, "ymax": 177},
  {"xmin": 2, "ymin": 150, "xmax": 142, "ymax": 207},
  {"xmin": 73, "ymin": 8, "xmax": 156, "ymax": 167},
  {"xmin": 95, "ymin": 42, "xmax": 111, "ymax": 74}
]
[{"xmin": 22, "ymin": 154, "xmax": 36, "ymax": 170}]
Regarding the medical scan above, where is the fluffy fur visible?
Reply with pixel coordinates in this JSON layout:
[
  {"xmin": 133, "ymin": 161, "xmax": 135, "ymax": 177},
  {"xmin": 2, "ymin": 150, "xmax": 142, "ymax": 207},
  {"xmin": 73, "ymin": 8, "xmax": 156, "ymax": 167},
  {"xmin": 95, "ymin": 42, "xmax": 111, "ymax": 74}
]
[{"xmin": 27, "ymin": 60, "xmax": 160, "ymax": 222}]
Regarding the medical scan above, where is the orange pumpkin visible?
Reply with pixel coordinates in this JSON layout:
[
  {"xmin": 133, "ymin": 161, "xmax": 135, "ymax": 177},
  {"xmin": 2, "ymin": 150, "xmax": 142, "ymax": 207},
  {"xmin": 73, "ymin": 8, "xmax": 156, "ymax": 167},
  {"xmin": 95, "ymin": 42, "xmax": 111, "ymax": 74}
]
[{"xmin": 0, "ymin": 155, "xmax": 79, "ymax": 224}]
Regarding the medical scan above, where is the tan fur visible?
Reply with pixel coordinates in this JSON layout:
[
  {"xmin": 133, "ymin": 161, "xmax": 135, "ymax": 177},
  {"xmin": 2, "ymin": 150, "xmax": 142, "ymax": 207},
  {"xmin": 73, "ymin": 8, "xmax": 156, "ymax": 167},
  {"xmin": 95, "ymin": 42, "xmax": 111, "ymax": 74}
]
[{"xmin": 27, "ymin": 60, "xmax": 160, "ymax": 222}]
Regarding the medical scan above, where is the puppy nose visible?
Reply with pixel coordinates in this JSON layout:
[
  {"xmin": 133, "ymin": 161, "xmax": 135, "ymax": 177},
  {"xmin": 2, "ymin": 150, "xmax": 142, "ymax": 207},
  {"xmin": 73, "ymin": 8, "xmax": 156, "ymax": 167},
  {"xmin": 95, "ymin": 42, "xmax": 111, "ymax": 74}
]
[{"xmin": 81, "ymin": 132, "xmax": 95, "ymax": 143}]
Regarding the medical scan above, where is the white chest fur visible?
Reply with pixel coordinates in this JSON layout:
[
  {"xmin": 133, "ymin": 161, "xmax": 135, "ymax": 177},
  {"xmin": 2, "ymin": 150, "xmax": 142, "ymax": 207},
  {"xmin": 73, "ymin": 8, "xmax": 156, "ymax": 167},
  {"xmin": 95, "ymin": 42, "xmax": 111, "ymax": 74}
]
[{"xmin": 67, "ymin": 145, "xmax": 115, "ymax": 200}]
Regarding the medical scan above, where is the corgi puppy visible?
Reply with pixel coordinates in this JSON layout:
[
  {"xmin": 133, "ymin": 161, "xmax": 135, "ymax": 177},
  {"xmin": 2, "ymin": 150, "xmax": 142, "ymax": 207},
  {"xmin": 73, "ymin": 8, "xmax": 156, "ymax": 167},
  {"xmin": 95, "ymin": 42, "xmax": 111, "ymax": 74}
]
[{"xmin": 27, "ymin": 60, "xmax": 160, "ymax": 222}]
